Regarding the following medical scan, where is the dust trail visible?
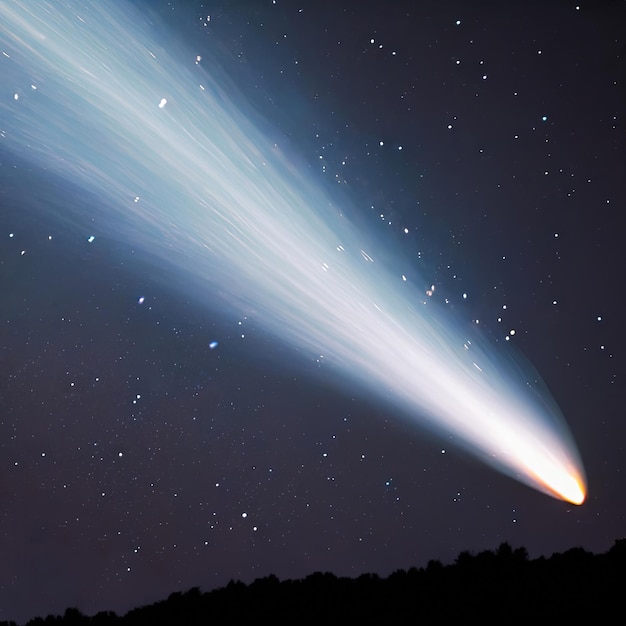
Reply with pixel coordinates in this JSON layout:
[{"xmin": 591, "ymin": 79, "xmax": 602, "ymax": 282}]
[{"xmin": 0, "ymin": 1, "xmax": 586, "ymax": 503}]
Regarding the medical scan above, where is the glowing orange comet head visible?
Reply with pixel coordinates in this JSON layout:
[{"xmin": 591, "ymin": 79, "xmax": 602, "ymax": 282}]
[
  {"xmin": 554, "ymin": 473, "xmax": 587, "ymax": 505},
  {"xmin": 525, "ymin": 456, "xmax": 587, "ymax": 505}
]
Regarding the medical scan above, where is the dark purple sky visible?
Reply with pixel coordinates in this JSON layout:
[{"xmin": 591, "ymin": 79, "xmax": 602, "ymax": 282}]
[{"xmin": 1, "ymin": 0, "xmax": 624, "ymax": 622}]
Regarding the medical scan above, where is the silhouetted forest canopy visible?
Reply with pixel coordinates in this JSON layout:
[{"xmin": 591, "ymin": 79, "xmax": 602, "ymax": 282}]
[{"xmin": 5, "ymin": 539, "xmax": 625, "ymax": 624}]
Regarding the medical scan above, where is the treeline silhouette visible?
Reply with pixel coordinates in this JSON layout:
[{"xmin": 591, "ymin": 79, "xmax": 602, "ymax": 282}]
[{"xmin": 5, "ymin": 539, "xmax": 625, "ymax": 624}]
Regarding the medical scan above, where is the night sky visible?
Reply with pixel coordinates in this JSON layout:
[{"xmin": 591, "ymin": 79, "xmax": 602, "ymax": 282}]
[{"xmin": 1, "ymin": 0, "xmax": 624, "ymax": 622}]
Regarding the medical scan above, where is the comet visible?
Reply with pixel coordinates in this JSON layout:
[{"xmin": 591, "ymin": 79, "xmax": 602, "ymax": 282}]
[{"xmin": 0, "ymin": 1, "xmax": 586, "ymax": 504}]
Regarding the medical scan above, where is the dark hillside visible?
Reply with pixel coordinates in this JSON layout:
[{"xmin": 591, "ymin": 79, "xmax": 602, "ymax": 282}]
[{"xmin": 4, "ymin": 539, "xmax": 624, "ymax": 625}]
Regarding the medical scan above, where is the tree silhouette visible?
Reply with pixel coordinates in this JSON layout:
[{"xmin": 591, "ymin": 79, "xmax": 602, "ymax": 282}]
[{"xmin": 7, "ymin": 538, "xmax": 626, "ymax": 624}]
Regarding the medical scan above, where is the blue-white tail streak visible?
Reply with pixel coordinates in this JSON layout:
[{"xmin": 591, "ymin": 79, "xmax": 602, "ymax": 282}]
[{"xmin": 0, "ymin": 1, "xmax": 585, "ymax": 504}]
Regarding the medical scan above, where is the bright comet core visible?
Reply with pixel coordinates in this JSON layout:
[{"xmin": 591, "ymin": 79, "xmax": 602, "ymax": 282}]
[{"xmin": 0, "ymin": 1, "xmax": 586, "ymax": 504}]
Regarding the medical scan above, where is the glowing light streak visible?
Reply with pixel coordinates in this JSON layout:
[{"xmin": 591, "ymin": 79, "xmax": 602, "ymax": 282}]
[{"xmin": 0, "ymin": 1, "xmax": 586, "ymax": 503}]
